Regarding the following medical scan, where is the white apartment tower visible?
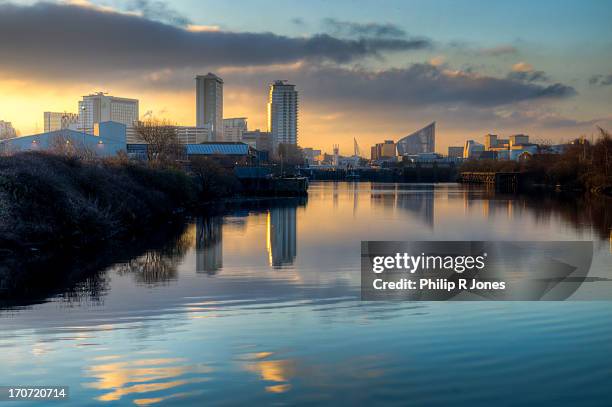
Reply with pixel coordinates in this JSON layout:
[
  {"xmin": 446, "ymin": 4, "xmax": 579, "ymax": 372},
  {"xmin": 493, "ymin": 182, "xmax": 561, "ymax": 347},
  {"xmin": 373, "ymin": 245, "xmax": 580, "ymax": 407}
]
[
  {"xmin": 196, "ymin": 73, "xmax": 223, "ymax": 141},
  {"xmin": 78, "ymin": 92, "xmax": 139, "ymax": 135},
  {"xmin": 267, "ymin": 80, "xmax": 298, "ymax": 151}
]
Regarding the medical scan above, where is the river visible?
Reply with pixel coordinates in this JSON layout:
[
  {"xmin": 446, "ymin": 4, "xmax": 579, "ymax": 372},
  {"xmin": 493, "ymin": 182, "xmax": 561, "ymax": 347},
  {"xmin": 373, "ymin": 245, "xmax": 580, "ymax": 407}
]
[{"xmin": 1, "ymin": 182, "xmax": 612, "ymax": 406}]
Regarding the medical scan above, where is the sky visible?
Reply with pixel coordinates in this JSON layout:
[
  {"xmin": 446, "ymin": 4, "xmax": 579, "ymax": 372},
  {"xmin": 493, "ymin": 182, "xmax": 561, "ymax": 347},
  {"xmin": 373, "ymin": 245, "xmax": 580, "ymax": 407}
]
[{"xmin": 0, "ymin": 0, "xmax": 611, "ymax": 155}]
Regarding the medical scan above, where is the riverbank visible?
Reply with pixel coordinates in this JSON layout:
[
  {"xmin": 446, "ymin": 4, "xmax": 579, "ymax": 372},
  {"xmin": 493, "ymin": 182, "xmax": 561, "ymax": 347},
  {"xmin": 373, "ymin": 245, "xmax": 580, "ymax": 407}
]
[
  {"xmin": 0, "ymin": 152, "xmax": 305, "ymax": 254},
  {"xmin": 460, "ymin": 128, "xmax": 612, "ymax": 195}
]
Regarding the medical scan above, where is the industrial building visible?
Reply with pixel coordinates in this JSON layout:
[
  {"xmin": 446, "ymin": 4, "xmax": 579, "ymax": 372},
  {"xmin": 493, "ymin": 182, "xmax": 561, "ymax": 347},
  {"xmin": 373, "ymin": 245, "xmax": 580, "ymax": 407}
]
[{"xmin": 0, "ymin": 121, "xmax": 127, "ymax": 157}]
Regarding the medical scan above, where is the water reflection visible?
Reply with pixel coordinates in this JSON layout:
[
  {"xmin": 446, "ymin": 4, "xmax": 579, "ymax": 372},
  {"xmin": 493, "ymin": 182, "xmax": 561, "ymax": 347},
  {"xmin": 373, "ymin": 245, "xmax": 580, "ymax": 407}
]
[
  {"xmin": 196, "ymin": 217, "xmax": 223, "ymax": 274},
  {"xmin": 2, "ymin": 183, "xmax": 612, "ymax": 406},
  {"xmin": 267, "ymin": 206, "xmax": 297, "ymax": 268},
  {"xmin": 117, "ymin": 227, "xmax": 193, "ymax": 286},
  {"xmin": 85, "ymin": 355, "xmax": 211, "ymax": 404}
]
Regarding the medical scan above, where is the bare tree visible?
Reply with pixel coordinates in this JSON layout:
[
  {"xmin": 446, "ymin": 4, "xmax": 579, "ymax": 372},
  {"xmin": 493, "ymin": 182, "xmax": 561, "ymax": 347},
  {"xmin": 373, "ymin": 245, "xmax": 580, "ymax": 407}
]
[{"xmin": 134, "ymin": 119, "xmax": 183, "ymax": 166}]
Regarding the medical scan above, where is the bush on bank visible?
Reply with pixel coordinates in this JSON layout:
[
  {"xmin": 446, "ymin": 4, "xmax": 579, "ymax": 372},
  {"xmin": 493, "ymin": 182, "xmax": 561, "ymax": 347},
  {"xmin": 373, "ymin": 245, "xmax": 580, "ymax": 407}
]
[{"xmin": 0, "ymin": 152, "xmax": 201, "ymax": 250}]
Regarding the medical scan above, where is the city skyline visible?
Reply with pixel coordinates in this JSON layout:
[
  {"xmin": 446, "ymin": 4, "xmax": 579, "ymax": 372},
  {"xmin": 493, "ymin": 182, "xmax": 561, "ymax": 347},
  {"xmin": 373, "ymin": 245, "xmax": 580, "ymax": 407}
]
[{"xmin": 0, "ymin": 0, "xmax": 611, "ymax": 154}]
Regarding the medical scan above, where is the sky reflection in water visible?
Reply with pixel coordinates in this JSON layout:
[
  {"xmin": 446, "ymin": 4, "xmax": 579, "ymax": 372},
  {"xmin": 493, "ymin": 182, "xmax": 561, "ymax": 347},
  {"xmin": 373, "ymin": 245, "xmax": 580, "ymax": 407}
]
[{"xmin": 1, "ymin": 182, "xmax": 612, "ymax": 406}]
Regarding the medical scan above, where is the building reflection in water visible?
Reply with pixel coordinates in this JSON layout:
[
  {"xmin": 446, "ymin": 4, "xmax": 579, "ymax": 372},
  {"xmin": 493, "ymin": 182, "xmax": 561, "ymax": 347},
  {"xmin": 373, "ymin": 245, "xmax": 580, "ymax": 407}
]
[
  {"xmin": 395, "ymin": 187, "xmax": 434, "ymax": 229},
  {"xmin": 371, "ymin": 184, "xmax": 434, "ymax": 229},
  {"xmin": 196, "ymin": 216, "xmax": 223, "ymax": 274},
  {"xmin": 267, "ymin": 206, "xmax": 297, "ymax": 268}
]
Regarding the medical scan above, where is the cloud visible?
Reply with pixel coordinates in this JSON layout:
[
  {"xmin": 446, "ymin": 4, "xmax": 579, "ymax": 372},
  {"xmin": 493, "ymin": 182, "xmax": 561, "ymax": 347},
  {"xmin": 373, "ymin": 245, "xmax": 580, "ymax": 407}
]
[
  {"xmin": 194, "ymin": 63, "xmax": 575, "ymax": 109},
  {"xmin": 125, "ymin": 0, "xmax": 191, "ymax": 27},
  {"xmin": 322, "ymin": 18, "xmax": 407, "ymax": 38},
  {"xmin": 511, "ymin": 62, "xmax": 533, "ymax": 72},
  {"xmin": 0, "ymin": 2, "xmax": 431, "ymax": 79},
  {"xmin": 507, "ymin": 70, "xmax": 549, "ymax": 83},
  {"xmin": 291, "ymin": 17, "xmax": 306, "ymax": 26},
  {"xmin": 294, "ymin": 63, "xmax": 575, "ymax": 108},
  {"xmin": 506, "ymin": 62, "xmax": 549, "ymax": 82},
  {"xmin": 589, "ymin": 74, "xmax": 612, "ymax": 86},
  {"xmin": 476, "ymin": 45, "xmax": 518, "ymax": 57}
]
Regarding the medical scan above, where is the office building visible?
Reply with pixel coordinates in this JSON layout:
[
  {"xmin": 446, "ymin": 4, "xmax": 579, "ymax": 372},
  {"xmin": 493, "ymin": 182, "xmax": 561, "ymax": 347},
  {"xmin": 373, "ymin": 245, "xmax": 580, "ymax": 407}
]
[
  {"xmin": 44, "ymin": 112, "xmax": 79, "ymax": 132},
  {"xmin": 464, "ymin": 140, "xmax": 485, "ymax": 159},
  {"xmin": 448, "ymin": 146, "xmax": 464, "ymax": 158},
  {"xmin": 78, "ymin": 92, "xmax": 139, "ymax": 135},
  {"xmin": 371, "ymin": 140, "xmax": 396, "ymax": 160},
  {"xmin": 510, "ymin": 134, "xmax": 529, "ymax": 147},
  {"xmin": 127, "ymin": 123, "xmax": 212, "ymax": 144},
  {"xmin": 242, "ymin": 129, "xmax": 273, "ymax": 153},
  {"xmin": 223, "ymin": 118, "xmax": 247, "ymax": 142},
  {"xmin": 397, "ymin": 122, "xmax": 435, "ymax": 156},
  {"xmin": 176, "ymin": 125, "xmax": 212, "ymax": 144},
  {"xmin": 267, "ymin": 80, "xmax": 298, "ymax": 151},
  {"xmin": 0, "ymin": 120, "xmax": 16, "ymax": 140},
  {"xmin": 196, "ymin": 73, "xmax": 223, "ymax": 140}
]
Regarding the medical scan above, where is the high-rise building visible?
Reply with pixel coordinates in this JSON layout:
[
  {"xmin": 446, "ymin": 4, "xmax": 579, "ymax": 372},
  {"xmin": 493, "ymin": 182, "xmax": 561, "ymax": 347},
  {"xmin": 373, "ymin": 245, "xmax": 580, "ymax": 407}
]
[
  {"xmin": 0, "ymin": 120, "xmax": 17, "ymax": 140},
  {"xmin": 223, "ymin": 118, "xmax": 247, "ymax": 142},
  {"xmin": 267, "ymin": 80, "xmax": 298, "ymax": 151},
  {"xmin": 44, "ymin": 112, "xmax": 79, "ymax": 132},
  {"xmin": 78, "ymin": 92, "xmax": 139, "ymax": 135},
  {"xmin": 396, "ymin": 122, "xmax": 435, "ymax": 156},
  {"xmin": 196, "ymin": 73, "xmax": 223, "ymax": 141}
]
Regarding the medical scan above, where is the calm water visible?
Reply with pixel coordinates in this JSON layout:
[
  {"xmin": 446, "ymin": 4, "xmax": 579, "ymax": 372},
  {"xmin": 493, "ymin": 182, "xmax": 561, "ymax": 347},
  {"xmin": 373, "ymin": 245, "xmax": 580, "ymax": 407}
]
[{"xmin": 2, "ymin": 182, "xmax": 612, "ymax": 406}]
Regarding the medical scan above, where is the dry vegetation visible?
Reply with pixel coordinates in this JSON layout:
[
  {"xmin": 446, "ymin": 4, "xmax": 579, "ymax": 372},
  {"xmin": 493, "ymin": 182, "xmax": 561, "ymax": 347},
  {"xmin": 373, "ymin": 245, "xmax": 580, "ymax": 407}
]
[{"xmin": 461, "ymin": 127, "xmax": 612, "ymax": 193}]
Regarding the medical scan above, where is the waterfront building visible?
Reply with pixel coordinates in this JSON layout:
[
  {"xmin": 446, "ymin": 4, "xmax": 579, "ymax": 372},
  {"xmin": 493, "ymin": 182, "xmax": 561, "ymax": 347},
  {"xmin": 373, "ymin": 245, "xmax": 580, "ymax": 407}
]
[
  {"xmin": 223, "ymin": 118, "xmax": 247, "ymax": 142},
  {"xmin": 185, "ymin": 142, "xmax": 255, "ymax": 168},
  {"xmin": 268, "ymin": 80, "xmax": 298, "ymax": 151},
  {"xmin": 371, "ymin": 140, "xmax": 396, "ymax": 160},
  {"xmin": 0, "ymin": 120, "xmax": 17, "ymax": 140},
  {"xmin": 303, "ymin": 147, "xmax": 322, "ymax": 165},
  {"xmin": 44, "ymin": 112, "xmax": 79, "ymax": 132},
  {"xmin": 510, "ymin": 134, "xmax": 529, "ymax": 147},
  {"xmin": 448, "ymin": 146, "xmax": 464, "ymax": 158},
  {"xmin": 0, "ymin": 121, "xmax": 126, "ymax": 157},
  {"xmin": 484, "ymin": 134, "xmax": 509, "ymax": 150},
  {"xmin": 196, "ymin": 73, "xmax": 223, "ymax": 141},
  {"xmin": 78, "ymin": 92, "xmax": 138, "ymax": 136},
  {"xmin": 397, "ymin": 122, "xmax": 435, "ymax": 156},
  {"xmin": 464, "ymin": 140, "xmax": 485, "ymax": 159}
]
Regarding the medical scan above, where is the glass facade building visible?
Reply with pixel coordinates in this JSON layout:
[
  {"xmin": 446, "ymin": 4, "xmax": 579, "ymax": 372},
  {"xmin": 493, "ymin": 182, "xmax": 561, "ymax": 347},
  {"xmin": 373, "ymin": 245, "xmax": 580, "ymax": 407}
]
[{"xmin": 396, "ymin": 122, "xmax": 435, "ymax": 156}]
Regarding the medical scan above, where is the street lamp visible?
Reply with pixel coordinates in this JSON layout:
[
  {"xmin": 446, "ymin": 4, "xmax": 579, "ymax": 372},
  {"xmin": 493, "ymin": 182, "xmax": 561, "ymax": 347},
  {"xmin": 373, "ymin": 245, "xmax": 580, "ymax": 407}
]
[{"xmin": 81, "ymin": 105, "xmax": 86, "ymax": 146}]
